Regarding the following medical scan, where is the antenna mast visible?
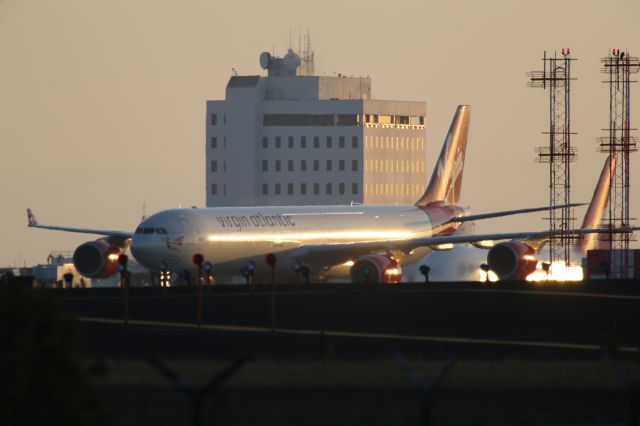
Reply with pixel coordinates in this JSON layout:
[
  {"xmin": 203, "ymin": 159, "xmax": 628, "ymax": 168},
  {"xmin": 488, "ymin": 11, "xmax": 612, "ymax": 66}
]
[{"xmin": 528, "ymin": 49, "xmax": 578, "ymax": 269}]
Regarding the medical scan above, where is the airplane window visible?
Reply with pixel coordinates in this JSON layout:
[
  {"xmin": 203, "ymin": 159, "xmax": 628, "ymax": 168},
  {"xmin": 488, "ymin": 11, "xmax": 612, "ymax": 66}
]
[
  {"xmin": 135, "ymin": 227, "xmax": 143, "ymax": 234},
  {"xmin": 143, "ymin": 228, "xmax": 154, "ymax": 234}
]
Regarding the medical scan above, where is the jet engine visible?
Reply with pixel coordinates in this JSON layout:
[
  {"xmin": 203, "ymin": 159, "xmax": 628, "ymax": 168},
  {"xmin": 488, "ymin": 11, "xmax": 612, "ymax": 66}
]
[
  {"xmin": 72, "ymin": 239, "xmax": 124, "ymax": 278},
  {"xmin": 350, "ymin": 255, "xmax": 402, "ymax": 284},
  {"xmin": 486, "ymin": 241, "xmax": 538, "ymax": 281}
]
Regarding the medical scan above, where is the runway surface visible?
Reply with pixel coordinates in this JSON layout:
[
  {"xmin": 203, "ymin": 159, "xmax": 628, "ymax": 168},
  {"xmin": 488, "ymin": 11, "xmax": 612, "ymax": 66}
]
[{"xmin": 52, "ymin": 280, "xmax": 640, "ymax": 358}]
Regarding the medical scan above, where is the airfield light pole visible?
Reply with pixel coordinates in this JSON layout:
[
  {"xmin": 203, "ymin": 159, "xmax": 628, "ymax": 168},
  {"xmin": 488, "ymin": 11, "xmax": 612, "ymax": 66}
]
[
  {"xmin": 597, "ymin": 49, "xmax": 639, "ymax": 278},
  {"xmin": 117, "ymin": 254, "xmax": 130, "ymax": 326},
  {"xmin": 528, "ymin": 49, "xmax": 578, "ymax": 269},
  {"xmin": 192, "ymin": 254, "xmax": 204, "ymax": 328},
  {"xmin": 265, "ymin": 253, "xmax": 277, "ymax": 331}
]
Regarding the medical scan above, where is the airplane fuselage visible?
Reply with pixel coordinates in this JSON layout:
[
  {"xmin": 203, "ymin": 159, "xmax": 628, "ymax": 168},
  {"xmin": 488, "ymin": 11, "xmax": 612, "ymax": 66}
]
[{"xmin": 130, "ymin": 203, "xmax": 463, "ymax": 280}]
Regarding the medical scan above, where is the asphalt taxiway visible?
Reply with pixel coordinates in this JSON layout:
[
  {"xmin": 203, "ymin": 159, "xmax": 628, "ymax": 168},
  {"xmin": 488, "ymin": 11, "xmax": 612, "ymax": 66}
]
[{"xmin": 51, "ymin": 280, "xmax": 640, "ymax": 358}]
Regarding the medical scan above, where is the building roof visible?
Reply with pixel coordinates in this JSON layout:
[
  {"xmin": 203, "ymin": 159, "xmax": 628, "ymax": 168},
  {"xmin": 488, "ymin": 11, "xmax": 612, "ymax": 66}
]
[{"xmin": 227, "ymin": 76, "xmax": 260, "ymax": 88}]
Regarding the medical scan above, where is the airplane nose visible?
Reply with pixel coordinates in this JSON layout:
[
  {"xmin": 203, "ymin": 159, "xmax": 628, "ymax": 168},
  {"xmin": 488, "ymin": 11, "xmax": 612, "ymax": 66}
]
[{"xmin": 130, "ymin": 235, "xmax": 157, "ymax": 270}]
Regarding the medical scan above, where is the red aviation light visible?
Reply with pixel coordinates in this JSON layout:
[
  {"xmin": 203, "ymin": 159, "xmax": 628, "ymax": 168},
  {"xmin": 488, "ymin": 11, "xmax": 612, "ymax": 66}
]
[{"xmin": 192, "ymin": 253, "xmax": 204, "ymax": 266}]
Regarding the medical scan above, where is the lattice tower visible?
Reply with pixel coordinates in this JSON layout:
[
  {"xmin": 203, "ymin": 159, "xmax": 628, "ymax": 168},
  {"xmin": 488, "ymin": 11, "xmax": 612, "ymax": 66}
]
[
  {"xmin": 528, "ymin": 50, "xmax": 578, "ymax": 267},
  {"xmin": 597, "ymin": 49, "xmax": 639, "ymax": 278}
]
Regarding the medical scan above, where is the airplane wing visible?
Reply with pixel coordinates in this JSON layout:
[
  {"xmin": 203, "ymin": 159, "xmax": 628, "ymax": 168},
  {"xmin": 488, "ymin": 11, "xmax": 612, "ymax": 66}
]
[
  {"xmin": 26, "ymin": 208, "xmax": 132, "ymax": 239},
  {"xmin": 290, "ymin": 227, "xmax": 624, "ymax": 267}
]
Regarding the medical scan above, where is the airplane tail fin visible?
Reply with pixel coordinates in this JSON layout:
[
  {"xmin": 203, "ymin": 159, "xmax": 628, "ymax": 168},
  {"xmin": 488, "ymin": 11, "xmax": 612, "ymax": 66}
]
[
  {"xmin": 415, "ymin": 105, "xmax": 471, "ymax": 207},
  {"xmin": 576, "ymin": 154, "xmax": 616, "ymax": 254}
]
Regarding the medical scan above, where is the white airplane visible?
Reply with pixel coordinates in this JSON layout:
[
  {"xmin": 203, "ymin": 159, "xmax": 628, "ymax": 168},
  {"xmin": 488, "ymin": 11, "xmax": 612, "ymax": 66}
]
[
  {"xmin": 28, "ymin": 105, "xmax": 598, "ymax": 284},
  {"xmin": 406, "ymin": 154, "xmax": 618, "ymax": 282},
  {"xmin": 483, "ymin": 154, "xmax": 618, "ymax": 280}
]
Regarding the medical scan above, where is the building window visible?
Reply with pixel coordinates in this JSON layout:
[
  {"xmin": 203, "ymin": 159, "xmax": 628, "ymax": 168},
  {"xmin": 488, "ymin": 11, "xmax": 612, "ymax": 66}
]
[
  {"xmin": 313, "ymin": 183, "xmax": 320, "ymax": 195},
  {"xmin": 339, "ymin": 160, "xmax": 345, "ymax": 171},
  {"xmin": 210, "ymin": 137, "xmax": 218, "ymax": 149},
  {"xmin": 288, "ymin": 160, "xmax": 294, "ymax": 172},
  {"xmin": 288, "ymin": 136, "xmax": 294, "ymax": 148},
  {"xmin": 301, "ymin": 136, "xmax": 307, "ymax": 148},
  {"xmin": 210, "ymin": 160, "xmax": 218, "ymax": 172},
  {"xmin": 339, "ymin": 182, "xmax": 345, "ymax": 194},
  {"xmin": 326, "ymin": 136, "xmax": 332, "ymax": 148},
  {"xmin": 352, "ymin": 160, "xmax": 358, "ymax": 171},
  {"xmin": 287, "ymin": 183, "xmax": 294, "ymax": 195},
  {"xmin": 275, "ymin": 136, "xmax": 281, "ymax": 148},
  {"xmin": 313, "ymin": 160, "xmax": 319, "ymax": 171},
  {"xmin": 210, "ymin": 114, "xmax": 218, "ymax": 126},
  {"xmin": 262, "ymin": 160, "xmax": 268, "ymax": 172},
  {"xmin": 211, "ymin": 183, "xmax": 217, "ymax": 195},
  {"xmin": 301, "ymin": 160, "xmax": 307, "ymax": 171},
  {"xmin": 352, "ymin": 136, "xmax": 358, "ymax": 148},
  {"xmin": 263, "ymin": 114, "xmax": 335, "ymax": 126},
  {"xmin": 326, "ymin": 160, "xmax": 332, "ymax": 171},
  {"xmin": 313, "ymin": 136, "xmax": 319, "ymax": 148},
  {"xmin": 339, "ymin": 136, "xmax": 345, "ymax": 148},
  {"xmin": 301, "ymin": 183, "xmax": 307, "ymax": 195},
  {"xmin": 352, "ymin": 183, "xmax": 358, "ymax": 195},
  {"xmin": 326, "ymin": 183, "xmax": 332, "ymax": 195},
  {"xmin": 262, "ymin": 183, "xmax": 268, "ymax": 195},
  {"xmin": 262, "ymin": 137, "xmax": 268, "ymax": 149},
  {"xmin": 275, "ymin": 183, "xmax": 281, "ymax": 195},
  {"xmin": 275, "ymin": 160, "xmax": 281, "ymax": 172}
]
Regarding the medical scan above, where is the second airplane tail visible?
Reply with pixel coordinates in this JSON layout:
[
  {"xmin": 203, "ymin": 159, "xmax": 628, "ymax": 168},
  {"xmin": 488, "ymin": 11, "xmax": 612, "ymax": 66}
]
[
  {"xmin": 415, "ymin": 105, "xmax": 471, "ymax": 207},
  {"xmin": 575, "ymin": 154, "xmax": 617, "ymax": 255}
]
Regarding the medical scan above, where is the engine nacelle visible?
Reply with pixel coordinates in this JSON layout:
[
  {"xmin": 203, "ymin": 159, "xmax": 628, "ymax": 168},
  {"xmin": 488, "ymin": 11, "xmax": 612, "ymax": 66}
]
[
  {"xmin": 487, "ymin": 241, "xmax": 538, "ymax": 281},
  {"xmin": 350, "ymin": 255, "xmax": 402, "ymax": 284},
  {"xmin": 73, "ymin": 240, "xmax": 123, "ymax": 278}
]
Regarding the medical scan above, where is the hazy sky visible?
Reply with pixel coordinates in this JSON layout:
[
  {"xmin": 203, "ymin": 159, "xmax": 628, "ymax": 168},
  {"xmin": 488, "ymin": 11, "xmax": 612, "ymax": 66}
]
[{"xmin": 1, "ymin": 0, "xmax": 639, "ymax": 267}]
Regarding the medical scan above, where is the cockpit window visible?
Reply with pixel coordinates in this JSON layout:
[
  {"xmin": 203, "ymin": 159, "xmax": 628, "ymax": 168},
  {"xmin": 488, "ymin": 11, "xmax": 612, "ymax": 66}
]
[
  {"xmin": 135, "ymin": 227, "xmax": 143, "ymax": 234},
  {"xmin": 142, "ymin": 227, "xmax": 155, "ymax": 234},
  {"xmin": 155, "ymin": 227, "xmax": 168, "ymax": 235}
]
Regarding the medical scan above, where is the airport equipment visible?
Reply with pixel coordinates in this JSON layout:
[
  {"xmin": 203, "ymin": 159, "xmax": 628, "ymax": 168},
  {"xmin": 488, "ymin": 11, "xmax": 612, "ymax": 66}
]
[
  {"xmin": 528, "ymin": 49, "xmax": 578, "ymax": 268},
  {"xmin": 597, "ymin": 49, "xmax": 639, "ymax": 278},
  {"xmin": 192, "ymin": 253, "xmax": 204, "ymax": 327},
  {"xmin": 265, "ymin": 253, "xmax": 277, "ymax": 330},
  {"xmin": 117, "ymin": 254, "xmax": 130, "ymax": 325}
]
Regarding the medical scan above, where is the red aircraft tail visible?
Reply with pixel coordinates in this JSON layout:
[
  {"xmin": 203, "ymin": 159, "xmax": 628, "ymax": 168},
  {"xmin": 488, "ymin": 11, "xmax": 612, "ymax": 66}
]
[{"xmin": 415, "ymin": 105, "xmax": 471, "ymax": 207}]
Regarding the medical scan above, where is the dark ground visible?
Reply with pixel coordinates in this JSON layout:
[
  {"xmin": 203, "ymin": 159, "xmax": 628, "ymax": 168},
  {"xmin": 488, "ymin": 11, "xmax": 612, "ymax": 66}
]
[{"xmin": 50, "ymin": 281, "xmax": 640, "ymax": 425}]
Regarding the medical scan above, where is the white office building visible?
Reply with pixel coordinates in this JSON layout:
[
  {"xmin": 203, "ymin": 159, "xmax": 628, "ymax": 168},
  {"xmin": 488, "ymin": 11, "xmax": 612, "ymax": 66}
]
[{"xmin": 206, "ymin": 49, "xmax": 427, "ymax": 207}]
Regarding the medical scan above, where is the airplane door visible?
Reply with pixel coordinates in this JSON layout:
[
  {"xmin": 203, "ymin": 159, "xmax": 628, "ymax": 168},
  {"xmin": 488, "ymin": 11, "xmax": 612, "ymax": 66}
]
[{"xmin": 177, "ymin": 217, "xmax": 196, "ymax": 246}]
